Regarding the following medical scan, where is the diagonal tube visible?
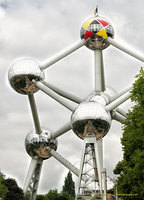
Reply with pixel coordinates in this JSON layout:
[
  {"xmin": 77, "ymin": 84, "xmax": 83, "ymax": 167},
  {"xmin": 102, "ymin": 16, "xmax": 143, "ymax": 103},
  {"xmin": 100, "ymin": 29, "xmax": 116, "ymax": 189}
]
[
  {"xmin": 116, "ymin": 108, "xmax": 127, "ymax": 118},
  {"xmin": 94, "ymin": 50, "xmax": 105, "ymax": 92},
  {"xmin": 111, "ymin": 111, "xmax": 126, "ymax": 123},
  {"xmin": 41, "ymin": 39, "xmax": 87, "ymax": 70},
  {"xmin": 28, "ymin": 94, "xmax": 42, "ymax": 135},
  {"xmin": 51, "ymin": 122, "xmax": 71, "ymax": 139},
  {"xmin": 42, "ymin": 81, "xmax": 82, "ymax": 104},
  {"xmin": 107, "ymin": 37, "xmax": 144, "ymax": 63},
  {"xmin": 35, "ymin": 81, "xmax": 76, "ymax": 112},
  {"xmin": 106, "ymin": 91, "xmax": 131, "ymax": 112},
  {"xmin": 110, "ymin": 86, "xmax": 132, "ymax": 102},
  {"xmin": 50, "ymin": 149, "xmax": 79, "ymax": 177}
]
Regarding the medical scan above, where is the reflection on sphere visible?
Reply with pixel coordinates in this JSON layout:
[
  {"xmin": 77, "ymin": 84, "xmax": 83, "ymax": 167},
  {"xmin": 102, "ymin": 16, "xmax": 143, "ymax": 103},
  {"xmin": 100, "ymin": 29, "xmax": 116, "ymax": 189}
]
[
  {"xmin": 25, "ymin": 128, "xmax": 57, "ymax": 159},
  {"xmin": 8, "ymin": 57, "xmax": 44, "ymax": 95}
]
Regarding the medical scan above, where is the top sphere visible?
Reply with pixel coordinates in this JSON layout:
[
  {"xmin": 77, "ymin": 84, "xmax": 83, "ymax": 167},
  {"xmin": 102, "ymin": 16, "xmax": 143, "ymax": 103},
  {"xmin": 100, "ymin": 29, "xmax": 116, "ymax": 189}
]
[
  {"xmin": 80, "ymin": 15, "xmax": 114, "ymax": 50},
  {"xmin": 8, "ymin": 57, "xmax": 44, "ymax": 95}
]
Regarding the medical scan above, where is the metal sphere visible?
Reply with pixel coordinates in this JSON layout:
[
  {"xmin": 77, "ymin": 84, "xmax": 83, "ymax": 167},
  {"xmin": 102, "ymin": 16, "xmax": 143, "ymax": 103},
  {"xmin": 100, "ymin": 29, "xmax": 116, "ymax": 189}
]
[
  {"xmin": 104, "ymin": 87, "xmax": 117, "ymax": 98},
  {"xmin": 71, "ymin": 102, "xmax": 111, "ymax": 140},
  {"xmin": 25, "ymin": 128, "xmax": 58, "ymax": 160},
  {"xmin": 80, "ymin": 16, "xmax": 114, "ymax": 50},
  {"xmin": 8, "ymin": 57, "xmax": 44, "ymax": 95},
  {"xmin": 86, "ymin": 92, "xmax": 109, "ymax": 105}
]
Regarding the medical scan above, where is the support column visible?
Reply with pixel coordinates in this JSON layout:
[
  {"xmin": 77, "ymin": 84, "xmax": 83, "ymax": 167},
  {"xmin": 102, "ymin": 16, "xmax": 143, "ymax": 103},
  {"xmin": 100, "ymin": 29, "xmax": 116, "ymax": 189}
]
[
  {"xmin": 94, "ymin": 50, "xmax": 105, "ymax": 92},
  {"xmin": 101, "ymin": 168, "xmax": 107, "ymax": 200},
  {"xmin": 24, "ymin": 158, "xmax": 43, "ymax": 200},
  {"xmin": 76, "ymin": 129, "xmax": 103, "ymax": 200}
]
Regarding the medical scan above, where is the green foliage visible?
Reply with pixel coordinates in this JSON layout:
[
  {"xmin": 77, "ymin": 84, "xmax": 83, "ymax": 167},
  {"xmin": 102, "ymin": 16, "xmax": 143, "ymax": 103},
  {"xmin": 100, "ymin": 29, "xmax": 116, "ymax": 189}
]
[
  {"xmin": 0, "ymin": 175, "xmax": 8, "ymax": 199},
  {"xmin": 131, "ymin": 68, "xmax": 144, "ymax": 104},
  {"xmin": 36, "ymin": 189, "xmax": 74, "ymax": 200},
  {"xmin": 0, "ymin": 171, "xmax": 5, "ymax": 179},
  {"xmin": 45, "ymin": 189, "xmax": 60, "ymax": 200},
  {"xmin": 114, "ymin": 69, "xmax": 144, "ymax": 200},
  {"xmin": 36, "ymin": 194, "xmax": 46, "ymax": 200},
  {"xmin": 62, "ymin": 171, "xmax": 75, "ymax": 198},
  {"xmin": 3, "ymin": 178, "xmax": 24, "ymax": 200},
  {"xmin": 25, "ymin": 191, "xmax": 32, "ymax": 200}
]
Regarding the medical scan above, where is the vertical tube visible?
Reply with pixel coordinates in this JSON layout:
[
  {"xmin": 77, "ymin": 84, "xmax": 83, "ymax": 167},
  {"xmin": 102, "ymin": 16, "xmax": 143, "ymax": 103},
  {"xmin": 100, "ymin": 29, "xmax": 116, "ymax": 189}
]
[
  {"xmin": 101, "ymin": 168, "xmax": 107, "ymax": 200},
  {"xmin": 115, "ymin": 179, "xmax": 118, "ymax": 200},
  {"xmin": 28, "ymin": 94, "xmax": 42, "ymax": 134},
  {"xmin": 95, "ymin": 138, "xmax": 103, "ymax": 194},
  {"xmin": 94, "ymin": 50, "xmax": 105, "ymax": 92}
]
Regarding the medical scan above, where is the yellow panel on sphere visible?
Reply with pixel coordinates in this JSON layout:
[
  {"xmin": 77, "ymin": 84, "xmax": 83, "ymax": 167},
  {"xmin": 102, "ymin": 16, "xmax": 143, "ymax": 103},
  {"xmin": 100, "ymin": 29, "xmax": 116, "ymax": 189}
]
[
  {"xmin": 83, "ymin": 20, "xmax": 93, "ymax": 29},
  {"xmin": 96, "ymin": 28, "xmax": 108, "ymax": 39}
]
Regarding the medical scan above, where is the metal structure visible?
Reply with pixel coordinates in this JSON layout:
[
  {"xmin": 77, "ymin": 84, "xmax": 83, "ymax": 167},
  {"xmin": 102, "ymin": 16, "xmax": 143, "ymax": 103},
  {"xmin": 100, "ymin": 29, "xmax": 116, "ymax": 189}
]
[{"xmin": 8, "ymin": 7, "xmax": 143, "ymax": 200}]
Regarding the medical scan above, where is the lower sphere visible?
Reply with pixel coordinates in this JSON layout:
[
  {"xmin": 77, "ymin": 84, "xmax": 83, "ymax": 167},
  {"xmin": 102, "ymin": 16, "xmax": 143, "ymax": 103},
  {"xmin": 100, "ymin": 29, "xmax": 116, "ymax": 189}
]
[{"xmin": 25, "ymin": 128, "xmax": 58, "ymax": 159}]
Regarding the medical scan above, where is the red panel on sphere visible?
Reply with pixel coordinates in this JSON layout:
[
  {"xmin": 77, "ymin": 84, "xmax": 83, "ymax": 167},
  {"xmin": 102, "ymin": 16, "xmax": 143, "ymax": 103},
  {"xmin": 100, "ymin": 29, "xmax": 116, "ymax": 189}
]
[
  {"xmin": 84, "ymin": 30, "xmax": 94, "ymax": 40},
  {"xmin": 97, "ymin": 19, "xmax": 109, "ymax": 27}
]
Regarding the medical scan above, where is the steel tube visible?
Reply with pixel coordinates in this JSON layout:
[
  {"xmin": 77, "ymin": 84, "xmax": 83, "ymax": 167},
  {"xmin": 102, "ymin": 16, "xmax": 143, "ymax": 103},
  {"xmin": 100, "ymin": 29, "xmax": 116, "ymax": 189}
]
[
  {"xmin": 106, "ymin": 92, "xmax": 130, "ymax": 112},
  {"xmin": 35, "ymin": 81, "xmax": 76, "ymax": 112},
  {"xmin": 101, "ymin": 168, "xmax": 107, "ymax": 200},
  {"xmin": 94, "ymin": 50, "xmax": 105, "ymax": 92},
  {"xmin": 112, "ymin": 111, "xmax": 126, "ymax": 122},
  {"xmin": 28, "ymin": 94, "xmax": 42, "ymax": 135},
  {"xmin": 107, "ymin": 37, "xmax": 144, "ymax": 63},
  {"xmin": 51, "ymin": 122, "xmax": 71, "ymax": 139},
  {"xmin": 41, "ymin": 39, "xmax": 87, "ymax": 70},
  {"xmin": 110, "ymin": 86, "xmax": 132, "ymax": 102},
  {"xmin": 42, "ymin": 81, "xmax": 82, "ymax": 104},
  {"xmin": 50, "ymin": 149, "xmax": 79, "ymax": 177},
  {"xmin": 116, "ymin": 108, "xmax": 127, "ymax": 118}
]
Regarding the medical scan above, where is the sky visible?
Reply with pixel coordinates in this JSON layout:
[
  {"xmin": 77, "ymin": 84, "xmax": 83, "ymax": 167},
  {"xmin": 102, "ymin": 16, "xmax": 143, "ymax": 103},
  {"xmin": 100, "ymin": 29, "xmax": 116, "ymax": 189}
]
[{"xmin": 0, "ymin": 0, "xmax": 144, "ymax": 195}]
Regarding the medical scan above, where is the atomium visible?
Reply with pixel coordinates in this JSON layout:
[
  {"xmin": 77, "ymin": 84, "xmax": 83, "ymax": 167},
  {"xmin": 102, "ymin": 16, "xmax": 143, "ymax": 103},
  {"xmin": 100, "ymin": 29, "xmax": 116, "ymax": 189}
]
[
  {"xmin": 80, "ymin": 16, "xmax": 114, "ymax": 50},
  {"xmin": 7, "ymin": 6, "xmax": 143, "ymax": 200},
  {"xmin": 8, "ymin": 57, "xmax": 44, "ymax": 95},
  {"xmin": 25, "ymin": 128, "xmax": 57, "ymax": 159}
]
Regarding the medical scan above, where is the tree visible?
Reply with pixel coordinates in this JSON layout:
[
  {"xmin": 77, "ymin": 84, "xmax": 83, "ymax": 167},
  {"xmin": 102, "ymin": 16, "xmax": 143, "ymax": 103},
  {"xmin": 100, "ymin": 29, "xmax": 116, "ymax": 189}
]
[
  {"xmin": 62, "ymin": 171, "xmax": 75, "ymax": 198},
  {"xmin": 113, "ymin": 68, "xmax": 144, "ymax": 200},
  {"xmin": 36, "ymin": 194, "xmax": 46, "ymax": 200},
  {"xmin": 25, "ymin": 191, "xmax": 32, "ymax": 200},
  {"xmin": 36, "ymin": 189, "xmax": 74, "ymax": 200},
  {"xmin": 0, "ymin": 172, "xmax": 8, "ymax": 200},
  {"xmin": 3, "ymin": 178, "xmax": 24, "ymax": 200},
  {"xmin": 44, "ymin": 189, "xmax": 61, "ymax": 200}
]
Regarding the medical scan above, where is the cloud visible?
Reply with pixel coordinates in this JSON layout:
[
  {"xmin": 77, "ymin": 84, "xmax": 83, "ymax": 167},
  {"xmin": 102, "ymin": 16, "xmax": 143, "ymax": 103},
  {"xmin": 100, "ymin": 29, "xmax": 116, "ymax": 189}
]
[{"xmin": 0, "ymin": 0, "xmax": 144, "ymax": 195}]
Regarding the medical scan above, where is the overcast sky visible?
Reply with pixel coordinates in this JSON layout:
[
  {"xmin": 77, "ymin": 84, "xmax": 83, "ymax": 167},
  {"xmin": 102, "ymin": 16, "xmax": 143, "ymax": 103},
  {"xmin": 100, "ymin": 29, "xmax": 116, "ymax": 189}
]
[{"xmin": 0, "ymin": 0, "xmax": 144, "ymax": 195}]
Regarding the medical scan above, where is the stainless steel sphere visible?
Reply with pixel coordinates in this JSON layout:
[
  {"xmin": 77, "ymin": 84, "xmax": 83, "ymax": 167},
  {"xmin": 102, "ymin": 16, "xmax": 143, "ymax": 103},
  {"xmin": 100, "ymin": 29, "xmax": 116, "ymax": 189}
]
[
  {"xmin": 80, "ymin": 16, "xmax": 114, "ymax": 50},
  {"xmin": 8, "ymin": 57, "xmax": 44, "ymax": 95},
  {"xmin": 86, "ymin": 92, "xmax": 109, "ymax": 105},
  {"xmin": 71, "ymin": 102, "xmax": 111, "ymax": 140},
  {"xmin": 25, "ymin": 128, "xmax": 58, "ymax": 159},
  {"xmin": 104, "ymin": 87, "xmax": 117, "ymax": 99}
]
